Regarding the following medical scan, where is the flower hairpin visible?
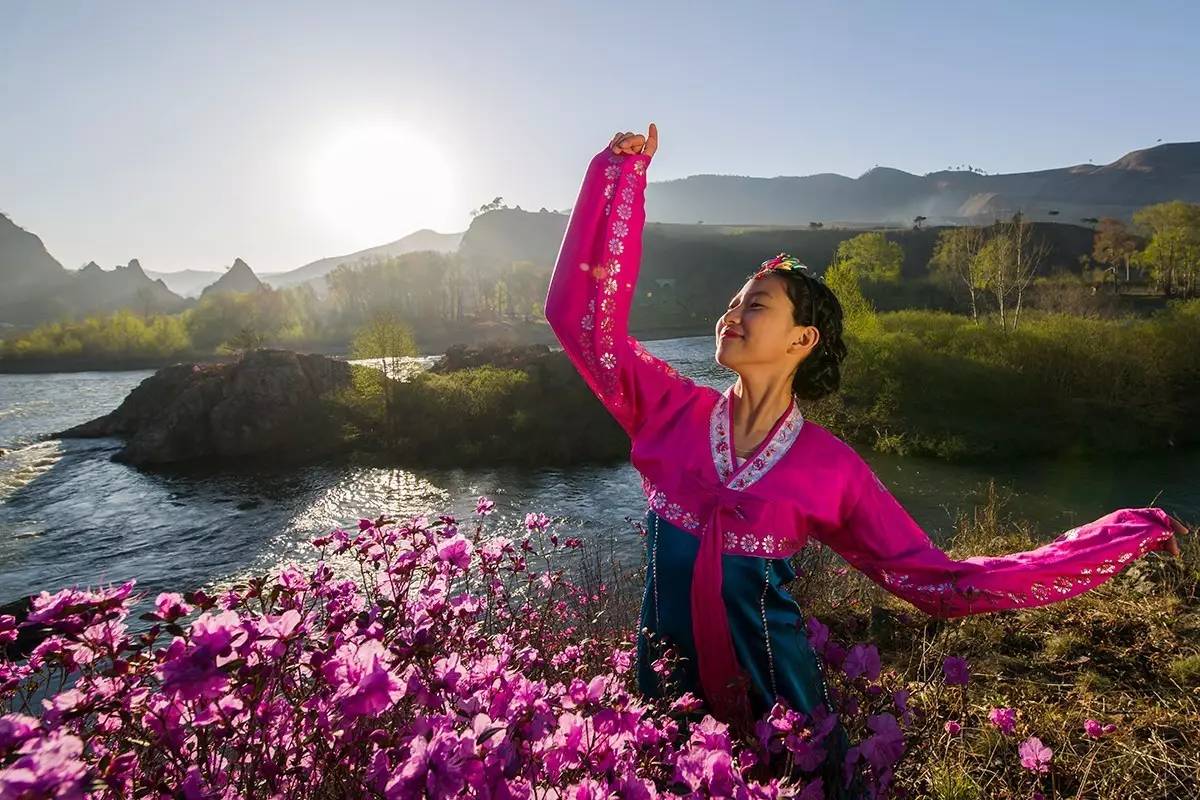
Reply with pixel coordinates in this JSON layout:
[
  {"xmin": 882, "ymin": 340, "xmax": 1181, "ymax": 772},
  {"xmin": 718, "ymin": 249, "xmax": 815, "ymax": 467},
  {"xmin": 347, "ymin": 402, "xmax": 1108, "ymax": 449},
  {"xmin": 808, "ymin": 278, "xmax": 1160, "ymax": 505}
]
[{"xmin": 753, "ymin": 252, "xmax": 810, "ymax": 280}]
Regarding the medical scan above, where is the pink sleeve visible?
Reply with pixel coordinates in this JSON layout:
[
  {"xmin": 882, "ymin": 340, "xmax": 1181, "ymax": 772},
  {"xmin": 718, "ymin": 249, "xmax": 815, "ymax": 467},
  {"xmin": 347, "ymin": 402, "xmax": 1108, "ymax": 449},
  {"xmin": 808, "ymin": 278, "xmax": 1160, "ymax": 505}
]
[
  {"xmin": 816, "ymin": 463, "xmax": 1177, "ymax": 618},
  {"xmin": 544, "ymin": 147, "xmax": 699, "ymax": 438}
]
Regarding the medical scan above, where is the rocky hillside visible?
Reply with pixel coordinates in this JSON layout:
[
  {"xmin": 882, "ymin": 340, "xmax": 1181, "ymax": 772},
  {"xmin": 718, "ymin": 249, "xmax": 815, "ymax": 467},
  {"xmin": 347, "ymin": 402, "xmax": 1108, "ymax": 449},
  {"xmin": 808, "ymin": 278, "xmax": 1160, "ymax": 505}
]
[
  {"xmin": 645, "ymin": 141, "xmax": 1200, "ymax": 226},
  {"xmin": 0, "ymin": 212, "xmax": 67, "ymax": 295},
  {"xmin": 200, "ymin": 257, "xmax": 265, "ymax": 297},
  {"xmin": 266, "ymin": 228, "xmax": 464, "ymax": 289}
]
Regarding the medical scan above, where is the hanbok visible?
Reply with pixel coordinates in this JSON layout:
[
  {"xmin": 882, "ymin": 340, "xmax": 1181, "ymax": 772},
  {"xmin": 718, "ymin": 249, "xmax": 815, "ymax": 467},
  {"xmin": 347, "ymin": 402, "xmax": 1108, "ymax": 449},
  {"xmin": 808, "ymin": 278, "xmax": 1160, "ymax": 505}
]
[{"xmin": 543, "ymin": 144, "xmax": 1178, "ymax": 783}]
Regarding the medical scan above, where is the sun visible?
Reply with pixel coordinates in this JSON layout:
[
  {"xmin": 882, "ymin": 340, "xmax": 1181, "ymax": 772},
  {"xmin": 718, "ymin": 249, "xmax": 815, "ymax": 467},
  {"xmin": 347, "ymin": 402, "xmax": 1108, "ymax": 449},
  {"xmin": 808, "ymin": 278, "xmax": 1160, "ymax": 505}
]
[{"xmin": 309, "ymin": 122, "xmax": 456, "ymax": 247}]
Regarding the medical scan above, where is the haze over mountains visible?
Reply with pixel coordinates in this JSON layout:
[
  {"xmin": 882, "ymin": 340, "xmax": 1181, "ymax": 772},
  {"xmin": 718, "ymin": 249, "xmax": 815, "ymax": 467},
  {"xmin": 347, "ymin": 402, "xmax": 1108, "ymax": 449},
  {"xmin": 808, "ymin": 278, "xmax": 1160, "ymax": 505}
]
[
  {"xmin": 646, "ymin": 141, "xmax": 1200, "ymax": 226},
  {"xmin": 3, "ymin": 140, "xmax": 1198, "ymax": 328}
]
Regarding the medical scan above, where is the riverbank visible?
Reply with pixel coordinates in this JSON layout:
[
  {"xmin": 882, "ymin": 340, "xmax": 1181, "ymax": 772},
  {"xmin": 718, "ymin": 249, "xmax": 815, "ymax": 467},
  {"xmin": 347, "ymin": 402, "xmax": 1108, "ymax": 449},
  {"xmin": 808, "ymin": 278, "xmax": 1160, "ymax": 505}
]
[{"xmin": 0, "ymin": 319, "xmax": 714, "ymax": 374}]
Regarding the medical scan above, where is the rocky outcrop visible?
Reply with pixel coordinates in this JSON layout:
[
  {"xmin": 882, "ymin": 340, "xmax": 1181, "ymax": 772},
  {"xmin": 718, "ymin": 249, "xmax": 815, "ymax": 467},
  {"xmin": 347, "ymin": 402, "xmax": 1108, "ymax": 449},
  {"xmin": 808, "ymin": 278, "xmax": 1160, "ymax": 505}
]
[
  {"xmin": 430, "ymin": 343, "xmax": 553, "ymax": 373},
  {"xmin": 57, "ymin": 350, "xmax": 352, "ymax": 465}
]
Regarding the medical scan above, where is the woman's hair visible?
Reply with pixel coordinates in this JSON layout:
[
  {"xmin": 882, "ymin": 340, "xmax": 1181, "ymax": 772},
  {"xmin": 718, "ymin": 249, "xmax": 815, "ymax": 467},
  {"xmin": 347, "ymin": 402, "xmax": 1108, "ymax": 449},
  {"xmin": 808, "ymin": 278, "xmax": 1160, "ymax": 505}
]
[{"xmin": 750, "ymin": 267, "xmax": 849, "ymax": 401}]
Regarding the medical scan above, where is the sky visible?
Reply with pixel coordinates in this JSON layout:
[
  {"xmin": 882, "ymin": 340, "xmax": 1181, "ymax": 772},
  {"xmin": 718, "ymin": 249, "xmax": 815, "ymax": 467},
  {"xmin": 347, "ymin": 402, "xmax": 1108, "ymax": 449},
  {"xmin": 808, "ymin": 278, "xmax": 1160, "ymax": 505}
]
[{"xmin": 2, "ymin": 0, "xmax": 1198, "ymax": 274}]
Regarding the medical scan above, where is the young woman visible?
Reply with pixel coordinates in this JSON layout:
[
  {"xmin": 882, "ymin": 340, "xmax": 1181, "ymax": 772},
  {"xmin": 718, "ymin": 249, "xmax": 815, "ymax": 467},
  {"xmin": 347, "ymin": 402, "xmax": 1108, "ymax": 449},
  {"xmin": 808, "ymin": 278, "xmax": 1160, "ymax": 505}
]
[{"xmin": 543, "ymin": 123, "xmax": 1187, "ymax": 792}]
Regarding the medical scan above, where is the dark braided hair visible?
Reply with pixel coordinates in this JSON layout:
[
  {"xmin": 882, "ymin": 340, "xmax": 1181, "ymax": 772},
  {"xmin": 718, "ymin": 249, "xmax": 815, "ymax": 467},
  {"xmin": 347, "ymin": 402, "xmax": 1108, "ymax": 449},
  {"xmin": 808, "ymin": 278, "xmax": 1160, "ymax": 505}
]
[{"xmin": 746, "ymin": 263, "xmax": 849, "ymax": 401}]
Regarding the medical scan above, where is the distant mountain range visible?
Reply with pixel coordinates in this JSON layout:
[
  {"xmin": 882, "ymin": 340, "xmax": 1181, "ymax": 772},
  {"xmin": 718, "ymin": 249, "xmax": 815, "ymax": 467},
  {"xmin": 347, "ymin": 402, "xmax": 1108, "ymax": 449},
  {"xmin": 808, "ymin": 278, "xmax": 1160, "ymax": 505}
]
[
  {"xmin": 644, "ymin": 141, "xmax": 1200, "ymax": 226},
  {"xmin": 142, "ymin": 229, "xmax": 464, "ymax": 297},
  {"xmin": 3, "ymin": 140, "xmax": 1197, "ymax": 328}
]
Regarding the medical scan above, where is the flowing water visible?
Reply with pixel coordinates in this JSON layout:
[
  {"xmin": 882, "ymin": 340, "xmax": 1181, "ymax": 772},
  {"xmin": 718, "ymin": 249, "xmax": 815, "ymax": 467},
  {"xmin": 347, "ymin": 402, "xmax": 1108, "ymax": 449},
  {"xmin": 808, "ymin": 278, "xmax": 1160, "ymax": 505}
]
[{"xmin": 2, "ymin": 337, "xmax": 1197, "ymax": 608}]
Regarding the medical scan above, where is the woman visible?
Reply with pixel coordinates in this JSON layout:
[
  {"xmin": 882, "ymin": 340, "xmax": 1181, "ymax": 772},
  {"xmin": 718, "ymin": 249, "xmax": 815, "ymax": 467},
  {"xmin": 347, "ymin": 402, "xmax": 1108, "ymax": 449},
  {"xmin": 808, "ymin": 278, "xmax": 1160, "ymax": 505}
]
[{"xmin": 543, "ymin": 123, "xmax": 1188, "ymax": 791}]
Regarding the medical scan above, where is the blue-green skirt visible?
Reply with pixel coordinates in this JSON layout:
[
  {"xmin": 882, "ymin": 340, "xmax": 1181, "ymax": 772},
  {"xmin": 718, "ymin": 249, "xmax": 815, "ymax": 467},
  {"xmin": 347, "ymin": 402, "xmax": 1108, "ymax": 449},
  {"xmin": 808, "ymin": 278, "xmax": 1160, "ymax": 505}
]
[{"xmin": 635, "ymin": 508, "xmax": 857, "ymax": 797}]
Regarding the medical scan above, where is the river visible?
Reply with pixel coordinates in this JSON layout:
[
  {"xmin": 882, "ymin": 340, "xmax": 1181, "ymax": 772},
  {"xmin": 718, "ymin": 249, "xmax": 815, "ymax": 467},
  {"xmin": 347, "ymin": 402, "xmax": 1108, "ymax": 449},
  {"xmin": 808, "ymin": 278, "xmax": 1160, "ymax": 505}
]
[{"xmin": 2, "ymin": 336, "xmax": 1197, "ymax": 607}]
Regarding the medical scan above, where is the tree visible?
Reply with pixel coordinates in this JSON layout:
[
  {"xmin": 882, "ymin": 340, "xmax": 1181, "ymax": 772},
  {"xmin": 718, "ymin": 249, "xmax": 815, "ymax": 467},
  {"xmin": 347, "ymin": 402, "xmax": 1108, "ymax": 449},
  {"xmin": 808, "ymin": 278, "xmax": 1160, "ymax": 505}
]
[
  {"xmin": 972, "ymin": 215, "xmax": 1050, "ymax": 332},
  {"xmin": 351, "ymin": 312, "xmax": 418, "ymax": 443},
  {"xmin": 929, "ymin": 226, "xmax": 987, "ymax": 320},
  {"xmin": 469, "ymin": 197, "xmax": 507, "ymax": 218},
  {"xmin": 912, "ymin": 215, "xmax": 927, "ymax": 230},
  {"xmin": 1132, "ymin": 201, "xmax": 1200, "ymax": 298},
  {"xmin": 822, "ymin": 261, "xmax": 873, "ymax": 322},
  {"xmin": 1092, "ymin": 218, "xmax": 1139, "ymax": 289},
  {"xmin": 832, "ymin": 232, "xmax": 903, "ymax": 282},
  {"xmin": 219, "ymin": 326, "xmax": 265, "ymax": 356}
]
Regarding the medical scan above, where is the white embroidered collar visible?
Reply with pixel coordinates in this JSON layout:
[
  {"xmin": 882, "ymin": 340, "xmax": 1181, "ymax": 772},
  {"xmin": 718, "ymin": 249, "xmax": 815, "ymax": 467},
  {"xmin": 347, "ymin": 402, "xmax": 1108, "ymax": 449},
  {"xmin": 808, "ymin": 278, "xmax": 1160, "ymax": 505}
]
[{"xmin": 709, "ymin": 384, "xmax": 805, "ymax": 491}]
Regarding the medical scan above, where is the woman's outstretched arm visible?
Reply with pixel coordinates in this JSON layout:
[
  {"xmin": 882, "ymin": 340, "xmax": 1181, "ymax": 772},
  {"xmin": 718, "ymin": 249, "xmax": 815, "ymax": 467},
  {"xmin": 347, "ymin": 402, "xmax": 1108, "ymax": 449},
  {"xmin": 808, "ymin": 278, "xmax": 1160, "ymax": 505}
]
[
  {"xmin": 813, "ymin": 461, "xmax": 1186, "ymax": 618},
  {"xmin": 544, "ymin": 125, "xmax": 699, "ymax": 438}
]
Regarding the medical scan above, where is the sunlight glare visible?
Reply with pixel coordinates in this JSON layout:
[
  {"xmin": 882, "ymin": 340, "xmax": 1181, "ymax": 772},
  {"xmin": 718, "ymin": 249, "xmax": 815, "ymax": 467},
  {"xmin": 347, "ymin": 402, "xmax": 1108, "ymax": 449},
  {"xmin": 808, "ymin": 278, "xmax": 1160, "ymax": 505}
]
[{"xmin": 309, "ymin": 121, "xmax": 456, "ymax": 247}]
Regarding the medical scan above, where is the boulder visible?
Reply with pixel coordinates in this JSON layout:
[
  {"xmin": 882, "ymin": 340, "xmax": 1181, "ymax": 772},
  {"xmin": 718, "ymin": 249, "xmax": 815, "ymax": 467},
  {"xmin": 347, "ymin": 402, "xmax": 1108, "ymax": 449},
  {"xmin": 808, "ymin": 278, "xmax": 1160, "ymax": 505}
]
[{"xmin": 57, "ymin": 349, "xmax": 352, "ymax": 465}]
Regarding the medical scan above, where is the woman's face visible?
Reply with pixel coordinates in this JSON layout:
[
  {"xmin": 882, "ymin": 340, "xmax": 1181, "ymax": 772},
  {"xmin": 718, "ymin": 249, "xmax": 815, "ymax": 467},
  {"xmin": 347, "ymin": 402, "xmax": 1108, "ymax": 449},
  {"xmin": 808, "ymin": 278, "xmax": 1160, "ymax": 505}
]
[{"xmin": 714, "ymin": 273, "xmax": 818, "ymax": 373}]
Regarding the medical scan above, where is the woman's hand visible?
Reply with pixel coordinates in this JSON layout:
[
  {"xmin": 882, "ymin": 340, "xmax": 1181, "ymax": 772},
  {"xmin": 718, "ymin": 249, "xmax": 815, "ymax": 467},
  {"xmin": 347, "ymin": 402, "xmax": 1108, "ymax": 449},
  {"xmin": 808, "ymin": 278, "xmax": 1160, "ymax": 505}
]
[
  {"xmin": 609, "ymin": 123, "xmax": 658, "ymax": 157},
  {"xmin": 1158, "ymin": 513, "xmax": 1188, "ymax": 557}
]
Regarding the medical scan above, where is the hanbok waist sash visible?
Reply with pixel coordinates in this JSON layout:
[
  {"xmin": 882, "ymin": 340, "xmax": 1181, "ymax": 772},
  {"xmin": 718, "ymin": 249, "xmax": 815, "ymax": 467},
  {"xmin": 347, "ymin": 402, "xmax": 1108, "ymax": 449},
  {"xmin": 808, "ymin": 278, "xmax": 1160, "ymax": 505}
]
[{"xmin": 673, "ymin": 470, "xmax": 799, "ymax": 730}]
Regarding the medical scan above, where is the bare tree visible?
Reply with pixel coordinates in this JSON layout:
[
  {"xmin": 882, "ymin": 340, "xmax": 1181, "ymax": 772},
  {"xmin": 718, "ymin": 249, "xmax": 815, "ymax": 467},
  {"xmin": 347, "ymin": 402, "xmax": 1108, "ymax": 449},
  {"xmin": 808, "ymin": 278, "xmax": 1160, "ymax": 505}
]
[{"xmin": 929, "ymin": 226, "xmax": 986, "ymax": 320}]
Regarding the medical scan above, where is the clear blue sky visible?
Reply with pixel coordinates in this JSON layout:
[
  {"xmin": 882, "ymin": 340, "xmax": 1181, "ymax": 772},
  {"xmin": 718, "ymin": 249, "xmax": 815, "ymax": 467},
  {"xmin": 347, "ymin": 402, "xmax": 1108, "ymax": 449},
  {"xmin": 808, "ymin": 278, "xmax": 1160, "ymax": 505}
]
[{"xmin": 2, "ymin": 0, "xmax": 1197, "ymax": 274}]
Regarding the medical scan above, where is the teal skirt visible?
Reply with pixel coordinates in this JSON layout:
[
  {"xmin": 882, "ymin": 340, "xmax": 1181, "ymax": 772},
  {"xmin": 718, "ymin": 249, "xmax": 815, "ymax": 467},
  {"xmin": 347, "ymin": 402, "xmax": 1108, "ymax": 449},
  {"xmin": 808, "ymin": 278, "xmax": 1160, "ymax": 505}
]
[{"xmin": 635, "ymin": 508, "xmax": 858, "ymax": 797}]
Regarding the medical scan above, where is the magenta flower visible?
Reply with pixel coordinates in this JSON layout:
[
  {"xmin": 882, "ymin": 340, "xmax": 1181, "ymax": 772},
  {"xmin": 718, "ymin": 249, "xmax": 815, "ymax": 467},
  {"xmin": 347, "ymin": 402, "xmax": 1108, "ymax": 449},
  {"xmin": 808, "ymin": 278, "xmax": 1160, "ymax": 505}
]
[
  {"xmin": 671, "ymin": 693, "xmax": 703, "ymax": 715},
  {"xmin": 1018, "ymin": 736, "xmax": 1053, "ymax": 773},
  {"xmin": 843, "ymin": 644, "xmax": 881, "ymax": 682},
  {"xmin": 436, "ymin": 535, "xmax": 473, "ymax": 570},
  {"xmin": 323, "ymin": 640, "xmax": 405, "ymax": 719},
  {"xmin": 475, "ymin": 496, "xmax": 496, "ymax": 516},
  {"xmin": 1083, "ymin": 719, "xmax": 1118, "ymax": 738},
  {"xmin": 0, "ymin": 730, "xmax": 89, "ymax": 799},
  {"xmin": 524, "ymin": 512, "xmax": 551, "ymax": 532},
  {"xmin": 942, "ymin": 656, "xmax": 970, "ymax": 686},
  {"xmin": 944, "ymin": 720, "xmax": 962, "ymax": 735},
  {"xmin": 860, "ymin": 713, "xmax": 905, "ymax": 774},
  {"xmin": 154, "ymin": 592, "xmax": 193, "ymax": 621},
  {"xmin": 988, "ymin": 706, "xmax": 1017, "ymax": 735},
  {"xmin": 0, "ymin": 714, "xmax": 40, "ymax": 753}
]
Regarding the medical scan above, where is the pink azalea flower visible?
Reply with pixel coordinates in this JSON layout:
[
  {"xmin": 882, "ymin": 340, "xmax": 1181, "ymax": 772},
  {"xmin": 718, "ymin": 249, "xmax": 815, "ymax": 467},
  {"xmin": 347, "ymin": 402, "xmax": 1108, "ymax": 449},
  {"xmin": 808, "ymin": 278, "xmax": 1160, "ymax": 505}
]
[
  {"xmin": 671, "ymin": 693, "xmax": 703, "ymax": 715},
  {"xmin": 860, "ymin": 713, "xmax": 905, "ymax": 774},
  {"xmin": 436, "ymin": 535, "xmax": 473, "ymax": 570},
  {"xmin": 0, "ymin": 713, "xmax": 40, "ymax": 752},
  {"xmin": 154, "ymin": 592, "xmax": 193, "ymax": 621},
  {"xmin": 0, "ymin": 729, "xmax": 89, "ymax": 799},
  {"xmin": 843, "ymin": 644, "xmax": 881, "ymax": 682},
  {"xmin": 1018, "ymin": 736, "xmax": 1053, "ymax": 773},
  {"xmin": 942, "ymin": 656, "xmax": 970, "ymax": 686},
  {"xmin": 524, "ymin": 512, "xmax": 551, "ymax": 532},
  {"xmin": 323, "ymin": 640, "xmax": 405, "ymax": 719},
  {"xmin": 1083, "ymin": 719, "xmax": 1118, "ymax": 738},
  {"xmin": 988, "ymin": 706, "xmax": 1017, "ymax": 735}
]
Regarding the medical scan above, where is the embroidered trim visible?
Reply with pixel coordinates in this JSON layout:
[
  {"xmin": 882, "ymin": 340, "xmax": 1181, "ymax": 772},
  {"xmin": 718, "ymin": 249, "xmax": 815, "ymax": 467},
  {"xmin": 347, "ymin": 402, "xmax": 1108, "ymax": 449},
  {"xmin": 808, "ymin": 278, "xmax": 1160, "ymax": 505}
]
[
  {"xmin": 709, "ymin": 385, "xmax": 805, "ymax": 490},
  {"xmin": 641, "ymin": 480, "xmax": 795, "ymax": 558},
  {"xmin": 575, "ymin": 154, "xmax": 648, "ymax": 417},
  {"xmin": 877, "ymin": 527, "xmax": 1170, "ymax": 609}
]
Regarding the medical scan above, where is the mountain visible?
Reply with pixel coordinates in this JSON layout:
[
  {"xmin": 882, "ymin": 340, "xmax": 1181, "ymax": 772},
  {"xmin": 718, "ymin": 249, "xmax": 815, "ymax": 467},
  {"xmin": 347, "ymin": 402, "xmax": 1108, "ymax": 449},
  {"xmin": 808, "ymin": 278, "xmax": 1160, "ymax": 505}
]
[
  {"xmin": 644, "ymin": 141, "xmax": 1200, "ymax": 227},
  {"xmin": 0, "ymin": 213, "xmax": 189, "ymax": 328},
  {"xmin": 200, "ymin": 258, "xmax": 265, "ymax": 297},
  {"xmin": 265, "ymin": 228, "xmax": 464, "ymax": 290},
  {"xmin": 0, "ymin": 213, "xmax": 68, "ymax": 295},
  {"xmin": 145, "ymin": 268, "xmax": 224, "ymax": 298}
]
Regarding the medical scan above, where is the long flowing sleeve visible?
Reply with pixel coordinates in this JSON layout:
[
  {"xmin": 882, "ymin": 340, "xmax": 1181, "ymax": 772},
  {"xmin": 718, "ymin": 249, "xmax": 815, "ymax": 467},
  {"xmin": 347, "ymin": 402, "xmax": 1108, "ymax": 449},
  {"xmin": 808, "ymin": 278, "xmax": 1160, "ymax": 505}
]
[
  {"xmin": 814, "ymin": 462, "xmax": 1178, "ymax": 619},
  {"xmin": 544, "ymin": 146, "xmax": 698, "ymax": 438}
]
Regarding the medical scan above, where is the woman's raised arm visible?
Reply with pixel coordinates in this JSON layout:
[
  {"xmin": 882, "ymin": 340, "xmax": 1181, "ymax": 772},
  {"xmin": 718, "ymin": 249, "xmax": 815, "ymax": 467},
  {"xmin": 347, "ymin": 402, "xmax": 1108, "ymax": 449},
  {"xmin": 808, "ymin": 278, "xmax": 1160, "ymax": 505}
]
[
  {"xmin": 814, "ymin": 461, "xmax": 1184, "ymax": 619},
  {"xmin": 544, "ymin": 126, "xmax": 700, "ymax": 438}
]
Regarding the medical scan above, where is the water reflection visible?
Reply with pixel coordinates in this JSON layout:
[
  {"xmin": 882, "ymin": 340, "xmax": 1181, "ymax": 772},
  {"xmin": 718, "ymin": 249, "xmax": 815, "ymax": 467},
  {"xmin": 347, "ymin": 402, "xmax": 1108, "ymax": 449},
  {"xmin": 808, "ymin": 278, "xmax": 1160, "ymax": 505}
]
[{"xmin": 0, "ymin": 339, "xmax": 1195, "ymax": 612}]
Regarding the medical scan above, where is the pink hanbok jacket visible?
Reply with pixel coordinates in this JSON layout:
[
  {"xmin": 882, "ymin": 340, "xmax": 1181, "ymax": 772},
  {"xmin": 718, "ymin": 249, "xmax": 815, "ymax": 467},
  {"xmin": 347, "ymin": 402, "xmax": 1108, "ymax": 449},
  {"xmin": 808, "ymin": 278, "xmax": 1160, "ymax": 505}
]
[{"xmin": 544, "ymin": 145, "xmax": 1178, "ymax": 724}]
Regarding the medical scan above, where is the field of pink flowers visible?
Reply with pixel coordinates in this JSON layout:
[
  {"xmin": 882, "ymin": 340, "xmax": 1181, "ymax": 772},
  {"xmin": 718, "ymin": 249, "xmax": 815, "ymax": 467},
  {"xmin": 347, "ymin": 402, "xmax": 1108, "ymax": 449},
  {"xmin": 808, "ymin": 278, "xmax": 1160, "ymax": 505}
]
[{"xmin": 2, "ymin": 485, "xmax": 1196, "ymax": 798}]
